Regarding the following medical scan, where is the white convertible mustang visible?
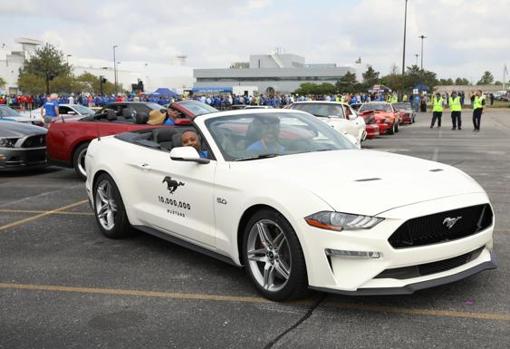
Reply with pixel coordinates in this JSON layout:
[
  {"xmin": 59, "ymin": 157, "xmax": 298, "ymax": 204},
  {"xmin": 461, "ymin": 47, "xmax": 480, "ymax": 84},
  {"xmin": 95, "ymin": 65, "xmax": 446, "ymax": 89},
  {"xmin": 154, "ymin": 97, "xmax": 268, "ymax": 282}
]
[{"xmin": 85, "ymin": 109, "xmax": 496, "ymax": 301}]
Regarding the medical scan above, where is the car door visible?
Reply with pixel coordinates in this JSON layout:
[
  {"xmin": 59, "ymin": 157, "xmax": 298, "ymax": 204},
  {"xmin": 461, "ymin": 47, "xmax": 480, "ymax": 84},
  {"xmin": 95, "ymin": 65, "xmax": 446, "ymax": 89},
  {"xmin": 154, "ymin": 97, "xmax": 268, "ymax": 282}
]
[
  {"xmin": 343, "ymin": 105, "xmax": 364, "ymax": 140},
  {"xmin": 127, "ymin": 145, "xmax": 217, "ymax": 248}
]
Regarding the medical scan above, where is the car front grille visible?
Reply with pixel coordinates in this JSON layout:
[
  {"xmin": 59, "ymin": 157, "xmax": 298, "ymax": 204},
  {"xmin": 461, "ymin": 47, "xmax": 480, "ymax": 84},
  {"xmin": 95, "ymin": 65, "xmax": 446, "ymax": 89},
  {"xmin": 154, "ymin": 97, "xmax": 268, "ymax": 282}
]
[
  {"xmin": 21, "ymin": 134, "xmax": 46, "ymax": 148},
  {"xmin": 375, "ymin": 247, "xmax": 484, "ymax": 279},
  {"xmin": 388, "ymin": 204, "xmax": 493, "ymax": 249}
]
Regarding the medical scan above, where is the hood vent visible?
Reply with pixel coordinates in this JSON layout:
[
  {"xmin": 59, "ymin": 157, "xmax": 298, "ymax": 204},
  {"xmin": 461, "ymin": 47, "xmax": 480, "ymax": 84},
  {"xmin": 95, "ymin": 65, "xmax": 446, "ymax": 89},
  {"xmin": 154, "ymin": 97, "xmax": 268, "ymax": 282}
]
[
  {"xmin": 355, "ymin": 177, "xmax": 381, "ymax": 182},
  {"xmin": 429, "ymin": 168, "xmax": 444, "ymax": 172}
]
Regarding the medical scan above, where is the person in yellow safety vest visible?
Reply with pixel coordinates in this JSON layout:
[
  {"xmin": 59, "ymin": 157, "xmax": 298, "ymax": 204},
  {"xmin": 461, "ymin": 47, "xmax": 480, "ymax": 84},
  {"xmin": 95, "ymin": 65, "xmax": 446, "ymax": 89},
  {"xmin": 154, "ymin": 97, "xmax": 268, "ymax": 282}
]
[
  {"xmin": 335, "ymin": 95, "xmax": 340, "ymax": 102},
  {"xmin": 430, "ymin": 92, "xmax": 444, "ymax": 128},
  {"xmin": 403, "ymin": 94, "xmax": 408, "ymax": 102},
  {"xmin": 389, "ymin": 94, "xmax": 398, "ymax": 103},
  {"xmin": 471, "ymin": 90, "xmax": 485, "ymax": 132},
  {"xmin": 448, "ymin": 91, "xmax": 462, "ymax": 130}
]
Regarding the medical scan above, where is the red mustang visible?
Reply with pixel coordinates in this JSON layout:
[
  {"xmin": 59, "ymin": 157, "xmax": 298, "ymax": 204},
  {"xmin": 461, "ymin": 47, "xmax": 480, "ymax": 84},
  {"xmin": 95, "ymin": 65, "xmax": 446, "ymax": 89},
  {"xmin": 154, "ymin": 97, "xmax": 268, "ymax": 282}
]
[
  {"xmin": 47, "ymin": 101, "xmax": 217, "ymax": 179},
  {"xmin": 358, "ymin": 102, "xmax": 400, "ymax": 135},
  {"xmin": 392, "ymin": 102, "xmax": 416, "ymax": 125}
]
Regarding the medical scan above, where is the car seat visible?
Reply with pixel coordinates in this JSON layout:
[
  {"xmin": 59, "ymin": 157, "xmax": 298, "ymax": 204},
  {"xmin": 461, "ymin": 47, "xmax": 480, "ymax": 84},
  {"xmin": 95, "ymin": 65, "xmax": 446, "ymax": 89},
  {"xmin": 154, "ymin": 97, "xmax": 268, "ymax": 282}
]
[{"xmin": 153, "ymin": 128, "xmax": 176, "ymax": 151}]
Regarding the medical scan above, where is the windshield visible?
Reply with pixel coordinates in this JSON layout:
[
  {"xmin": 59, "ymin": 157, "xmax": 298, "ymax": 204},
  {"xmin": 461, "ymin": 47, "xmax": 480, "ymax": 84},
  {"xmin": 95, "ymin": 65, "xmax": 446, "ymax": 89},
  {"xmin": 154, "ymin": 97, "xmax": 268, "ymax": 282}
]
[
  {"xmin": 179, "ymin": 101, "xmax": 218, "ymax": 116},
  {"xmin": 393, "ymin": 103, "xmax": 411, "ymax": 110},
  {"xmin": 71, "ymin": 105, "xmax": 95, "ymax": 116},
  {"xmin": 359, "ymin": 103, "xmax": 392, "ymax": 113},
  {"xmin": 290, "ymin": 103, "xmax": 345, "ymax": 118},
  {"xmin": 0, "ymin": 106, "xmax": 22, "ymax": 117},
  {"xmin": 145, "ymin": 102, "xmax": 165, "ymax": 110},
  {"xmin": 206, "ymin": 112, "xmax": 356, "ymax": 161}
]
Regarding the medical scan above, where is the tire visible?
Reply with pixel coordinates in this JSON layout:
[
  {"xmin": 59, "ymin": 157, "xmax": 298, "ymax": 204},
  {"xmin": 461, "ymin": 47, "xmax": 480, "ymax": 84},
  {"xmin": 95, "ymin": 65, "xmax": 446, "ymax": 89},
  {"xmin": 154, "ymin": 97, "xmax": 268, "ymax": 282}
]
[
  {"xmin": 241, "ymin": 209, "xmax": 308, "ymax": 301},
  {"xmin": 93, "ymin": 173, "xmax": 135, "ymax": 239},
  {"xmin": 395, "ymin": 122, "xmax": 400, "ymax": 133},
  {"xmin": 388, "ymin": 123, "xmax": 395, "ymax": 135},
  {"xmin": 73, "ymin": 142, "xmax": 90, "ymax": 180}
]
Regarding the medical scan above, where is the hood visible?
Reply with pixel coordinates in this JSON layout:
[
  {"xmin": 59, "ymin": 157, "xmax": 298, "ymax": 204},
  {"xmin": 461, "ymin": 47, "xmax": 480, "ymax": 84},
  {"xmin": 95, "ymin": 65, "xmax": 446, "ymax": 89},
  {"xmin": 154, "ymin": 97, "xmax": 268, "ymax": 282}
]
[
  {"xmin": 0, "ymin": 121, "xmax": 47, "ymax": 138},
  {"xmin": 233, "ymin": 150, "xmax": 483, "ymax": 216}
]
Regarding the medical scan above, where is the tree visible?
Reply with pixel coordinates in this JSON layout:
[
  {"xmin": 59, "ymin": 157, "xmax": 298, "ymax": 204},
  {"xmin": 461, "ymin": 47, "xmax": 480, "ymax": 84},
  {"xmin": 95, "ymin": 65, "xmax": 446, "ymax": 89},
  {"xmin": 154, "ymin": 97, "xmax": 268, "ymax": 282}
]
[
  {"xmin": 294, "ymin": 82, "xmax": 336, "ymax": 96},
  {"xmin": 362, "ymin": 66, "xmax": 380, "ymax": 85},
  {"xmin": 455, "ymin": 77, "xmax": 470, "ymax": 85},
  {"xmin": 19, "ymin": 43, "xmax": 71, "ymax": 94},
  {"xmin": 494, "ymin": 81, "xmax": 503, "ymax": 86},
  {"xmin": 0, "ymin": 76, "xmax": 6, "ymax": 88},
  {"xmin": 438, "ymin": 78, "xmax": 454, "ymax": 85},
  {"xmin": 336, "ymin": 71, "xmax": 359, "ymax": 93},
  {"xmin": 477, "ymin": 71, "xmax": 494, "ymax": 85},
  {"xmin": 17, "ymin": 73, "xmax": 46, "ymax": 95}
]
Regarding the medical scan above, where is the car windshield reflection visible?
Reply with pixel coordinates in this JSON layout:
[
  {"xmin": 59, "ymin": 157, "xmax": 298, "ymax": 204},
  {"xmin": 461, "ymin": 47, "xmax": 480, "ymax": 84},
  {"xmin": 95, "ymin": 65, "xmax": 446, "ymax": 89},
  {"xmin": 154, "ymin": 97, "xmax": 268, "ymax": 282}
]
[{"xmin": 206, "ymin": 112, "xmax": 356, "ymax": 161}]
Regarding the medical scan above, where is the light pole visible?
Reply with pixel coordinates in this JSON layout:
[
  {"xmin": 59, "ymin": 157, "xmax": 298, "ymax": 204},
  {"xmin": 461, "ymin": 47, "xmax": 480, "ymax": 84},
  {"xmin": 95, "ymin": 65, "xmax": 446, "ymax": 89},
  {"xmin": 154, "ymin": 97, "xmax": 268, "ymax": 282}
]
[
  {"xmin": 419, "ymin": 35, "xmax": 426, "ymax": 70},
  {"xmin": 402, "ymin": 0, "xmax": 408, "ymax": 76},
  {"xmin": 113, "ymin": 45, "xmax": 118, "ymax": 94}
]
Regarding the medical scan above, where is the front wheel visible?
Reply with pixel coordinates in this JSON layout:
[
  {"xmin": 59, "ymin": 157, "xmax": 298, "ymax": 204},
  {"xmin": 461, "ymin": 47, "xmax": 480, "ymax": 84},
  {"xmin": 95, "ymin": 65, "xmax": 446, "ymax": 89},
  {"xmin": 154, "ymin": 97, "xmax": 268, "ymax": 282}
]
[
  {"xmin": 73, "ymin": 142, "xmax": 90, "ymax": 180},
  {"xmin": 241, "ymin": 209, "xmax": 308, "ymax": 301}
]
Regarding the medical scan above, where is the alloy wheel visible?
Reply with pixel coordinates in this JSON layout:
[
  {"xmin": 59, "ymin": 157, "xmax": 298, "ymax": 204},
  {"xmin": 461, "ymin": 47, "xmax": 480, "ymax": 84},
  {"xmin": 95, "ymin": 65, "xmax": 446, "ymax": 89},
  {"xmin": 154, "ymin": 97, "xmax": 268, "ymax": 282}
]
[
  {"xmin": 246, "ymin": 219, "xmax": 292, "ymax": 292},
  {"xmin": 95, "ymin": 179, "xmax": 118, "ymax": 231}
]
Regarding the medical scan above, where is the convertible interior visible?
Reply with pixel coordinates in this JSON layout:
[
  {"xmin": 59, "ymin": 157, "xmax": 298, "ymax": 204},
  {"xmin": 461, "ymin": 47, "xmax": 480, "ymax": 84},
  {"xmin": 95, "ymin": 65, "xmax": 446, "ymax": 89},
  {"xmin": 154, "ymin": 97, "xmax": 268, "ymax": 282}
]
[{"xmin": 115, "ymin": 127, "xmax": 211, "ymax": 158}]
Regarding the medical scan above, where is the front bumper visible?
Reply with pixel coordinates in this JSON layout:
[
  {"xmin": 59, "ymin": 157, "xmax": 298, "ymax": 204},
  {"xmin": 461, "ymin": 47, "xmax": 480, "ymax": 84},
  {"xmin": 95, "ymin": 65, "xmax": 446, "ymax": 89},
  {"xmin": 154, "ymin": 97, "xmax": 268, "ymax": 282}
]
[
  {"xmin": 299, "ymin": 193, "xmax": 496, "ymax": 294},
  {"xmin": 365, "ymin": 124, "xmax": 380, "ymax": 139},
  {"xmin": 0, "ymin": 147, "xmax": 47, "ymax": 170}
]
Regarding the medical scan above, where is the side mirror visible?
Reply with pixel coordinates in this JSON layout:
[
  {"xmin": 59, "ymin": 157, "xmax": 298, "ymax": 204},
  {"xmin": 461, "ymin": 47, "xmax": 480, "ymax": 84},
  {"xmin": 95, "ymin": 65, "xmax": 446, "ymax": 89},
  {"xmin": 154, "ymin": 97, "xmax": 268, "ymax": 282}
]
[
  {"xmin": 347, "ymin": 113, "xmax": 357, "ymax": 121},
  {"xmin": 170, "ymin": 146, "xmax": 210, "ymax": 164},
  {"xmin": 344, "ymin": 133, "xmax": 361, "ymax": 149}
]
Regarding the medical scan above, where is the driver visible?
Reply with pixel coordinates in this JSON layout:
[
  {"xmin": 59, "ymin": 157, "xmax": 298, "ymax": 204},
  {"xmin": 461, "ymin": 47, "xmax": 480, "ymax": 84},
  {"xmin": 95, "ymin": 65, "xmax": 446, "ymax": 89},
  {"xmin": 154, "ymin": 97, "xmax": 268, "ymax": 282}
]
[{"xmin": 246, "ymin": 116, "xmax": 284, "ymax": 154}]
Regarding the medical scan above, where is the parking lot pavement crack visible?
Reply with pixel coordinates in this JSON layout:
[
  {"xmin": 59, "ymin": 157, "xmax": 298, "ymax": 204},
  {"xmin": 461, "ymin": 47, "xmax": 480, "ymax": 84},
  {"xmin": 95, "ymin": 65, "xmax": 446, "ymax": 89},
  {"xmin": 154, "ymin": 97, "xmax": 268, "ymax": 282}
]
[{"xmin": 263, "ymin": 294, "xmax": 326, "ymax": 349}]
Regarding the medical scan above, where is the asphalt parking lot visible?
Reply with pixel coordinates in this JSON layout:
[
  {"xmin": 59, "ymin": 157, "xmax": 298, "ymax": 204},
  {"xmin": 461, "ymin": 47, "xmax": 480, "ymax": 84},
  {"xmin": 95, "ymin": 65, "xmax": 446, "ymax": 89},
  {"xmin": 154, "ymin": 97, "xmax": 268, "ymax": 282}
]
[{"xmin": 1, "ymin": 110, "xmax": 509, "ymax": 348}]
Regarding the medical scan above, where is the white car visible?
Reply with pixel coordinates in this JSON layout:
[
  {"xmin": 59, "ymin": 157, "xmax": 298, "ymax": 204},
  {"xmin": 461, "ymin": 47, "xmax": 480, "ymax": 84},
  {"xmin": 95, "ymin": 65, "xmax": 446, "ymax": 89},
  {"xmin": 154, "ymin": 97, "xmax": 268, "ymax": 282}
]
[
  {"xmin": 21, "ymin": 104, "xmax": 95, "ymax": 121},
  {"xmin": 288, "ymin": 101, "xmax": 366, "ymax": 145},
  {"xmin": 85, "ymin": 109, "xmax": 496, "ymax": 301}
]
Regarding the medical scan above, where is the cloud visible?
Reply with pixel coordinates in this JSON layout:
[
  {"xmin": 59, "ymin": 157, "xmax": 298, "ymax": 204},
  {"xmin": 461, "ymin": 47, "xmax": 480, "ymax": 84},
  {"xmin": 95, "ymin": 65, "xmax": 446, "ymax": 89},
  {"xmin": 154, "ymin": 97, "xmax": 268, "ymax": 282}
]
[{"xmin": 0, "ymin": 0, "xmax": 508, "ymax": 82}]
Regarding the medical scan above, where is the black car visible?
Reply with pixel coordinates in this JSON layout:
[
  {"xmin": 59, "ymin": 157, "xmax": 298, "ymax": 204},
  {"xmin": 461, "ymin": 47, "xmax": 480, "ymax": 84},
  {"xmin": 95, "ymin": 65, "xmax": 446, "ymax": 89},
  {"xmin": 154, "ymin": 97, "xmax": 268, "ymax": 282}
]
[{"xmin": 0, "ymin": 122, "xmax": 47, "ymax": 171}]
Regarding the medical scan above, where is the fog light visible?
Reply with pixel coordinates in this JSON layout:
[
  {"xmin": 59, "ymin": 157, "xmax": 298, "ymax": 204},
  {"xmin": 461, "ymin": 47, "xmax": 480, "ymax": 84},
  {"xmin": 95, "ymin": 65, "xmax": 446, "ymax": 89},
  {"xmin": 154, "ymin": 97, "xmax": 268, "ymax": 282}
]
[{"xmin": 325, "ymin": 248, "xmax": 382, "ymax": 259}]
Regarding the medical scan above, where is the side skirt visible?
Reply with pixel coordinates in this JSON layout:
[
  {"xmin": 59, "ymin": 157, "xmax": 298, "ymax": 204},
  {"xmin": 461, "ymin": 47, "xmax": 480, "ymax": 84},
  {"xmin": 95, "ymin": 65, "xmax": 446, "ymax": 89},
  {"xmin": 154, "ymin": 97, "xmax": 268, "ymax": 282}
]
[{"xmin": 133, "ymin": 225, "xmax": 240, "ymax": 267}]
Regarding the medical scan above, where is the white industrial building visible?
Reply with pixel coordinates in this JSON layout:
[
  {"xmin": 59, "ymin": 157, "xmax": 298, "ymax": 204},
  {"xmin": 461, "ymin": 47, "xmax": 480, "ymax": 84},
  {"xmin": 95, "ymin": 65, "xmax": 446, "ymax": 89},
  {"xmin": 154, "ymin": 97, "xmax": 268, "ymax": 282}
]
[{"xmin": 193, "ymin": 53, "xmax": 354, "ymax": 95}]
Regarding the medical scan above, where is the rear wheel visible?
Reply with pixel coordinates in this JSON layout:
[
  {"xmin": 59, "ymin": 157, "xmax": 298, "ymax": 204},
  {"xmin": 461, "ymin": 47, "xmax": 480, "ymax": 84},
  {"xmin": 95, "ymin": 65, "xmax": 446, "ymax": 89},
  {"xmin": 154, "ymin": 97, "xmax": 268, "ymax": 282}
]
[
  {"xmin": 241, "ymin": 209, "xmax": 308, "ymax": 301},
  {"xmin": 93, "ymin": 173, "xmax": 134, "ymax": 239},
  {"xmin": 73, "ymin": 142, "xmax": 90, "ymax": 180}
]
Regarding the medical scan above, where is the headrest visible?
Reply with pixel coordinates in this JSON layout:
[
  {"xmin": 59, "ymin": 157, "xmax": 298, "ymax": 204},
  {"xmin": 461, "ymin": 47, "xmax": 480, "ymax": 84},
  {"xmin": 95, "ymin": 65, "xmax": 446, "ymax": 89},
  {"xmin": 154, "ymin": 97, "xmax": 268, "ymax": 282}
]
[
  {"xmin": 135, "ymin": 113, "xmax": 148, "ymax": 124},
  {"xmin": 106, "ymin": 110, "xmax": 117, "ymax": 121},
  {"xmin": 154, "ymin": 128, "xmax": 176, "ymax": 143},
  {"xmin": 172, "ymin": 133, "xmax": 182, "ymax": 147}
]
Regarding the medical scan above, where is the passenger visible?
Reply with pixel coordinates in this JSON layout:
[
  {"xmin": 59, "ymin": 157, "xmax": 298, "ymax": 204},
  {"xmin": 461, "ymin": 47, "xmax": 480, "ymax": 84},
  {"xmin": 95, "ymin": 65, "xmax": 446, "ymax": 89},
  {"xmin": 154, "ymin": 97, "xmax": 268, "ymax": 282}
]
[
  {"xmin": 181, "ymin": 130, "xmax": 208, "ymax": 158},
  {"xmin": 147, "ymin": 109, "xmax": 177, "ymax": 126},
  {"xmin": 246, "ymin": 116, "xmax": 284, "ymax": 154},
  {"xmin": 164, "ymin": 107, "xmax": 181, "ymax": 126}
]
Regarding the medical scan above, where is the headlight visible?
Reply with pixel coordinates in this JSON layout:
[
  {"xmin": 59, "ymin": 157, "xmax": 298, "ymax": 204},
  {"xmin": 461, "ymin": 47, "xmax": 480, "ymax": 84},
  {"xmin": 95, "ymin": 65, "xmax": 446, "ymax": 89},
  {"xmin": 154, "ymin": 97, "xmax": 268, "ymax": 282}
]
[
  {"xmin": 305, "ymin": 211, "xmax": 384, "ymax": 231},
  {"xmin": 0, "ymin": 138, "xmax": 17, "ymax": 148}
]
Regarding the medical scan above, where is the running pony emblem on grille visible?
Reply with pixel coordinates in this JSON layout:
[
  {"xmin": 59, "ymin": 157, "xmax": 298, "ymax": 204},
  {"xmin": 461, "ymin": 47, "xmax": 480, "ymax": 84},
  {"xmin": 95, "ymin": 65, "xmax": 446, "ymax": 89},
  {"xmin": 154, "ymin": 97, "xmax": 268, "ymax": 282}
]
[{"xmin": 443, "ymin": 216, "xmax": 462, "ymax": 229}]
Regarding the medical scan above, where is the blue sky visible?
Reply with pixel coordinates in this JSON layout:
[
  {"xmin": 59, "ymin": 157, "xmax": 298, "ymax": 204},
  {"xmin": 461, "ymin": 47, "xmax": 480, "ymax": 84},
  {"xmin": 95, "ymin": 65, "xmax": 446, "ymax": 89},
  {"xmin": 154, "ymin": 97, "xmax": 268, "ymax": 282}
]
[{"xmin": 1, "ymin": 0, "xmax": 508, "ymax": 83}]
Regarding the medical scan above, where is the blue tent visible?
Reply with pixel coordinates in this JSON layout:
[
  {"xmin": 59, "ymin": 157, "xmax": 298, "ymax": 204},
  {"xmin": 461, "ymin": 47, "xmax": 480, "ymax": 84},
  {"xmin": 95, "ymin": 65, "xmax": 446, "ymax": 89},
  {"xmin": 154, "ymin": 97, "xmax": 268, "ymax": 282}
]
[
  {"xmin": 414, "ymin": 83, "xmax": 430, "ymax": 92},
  {"xmin": 151, "ymin": 88, "xmax": 179, "ymax": 98}
]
